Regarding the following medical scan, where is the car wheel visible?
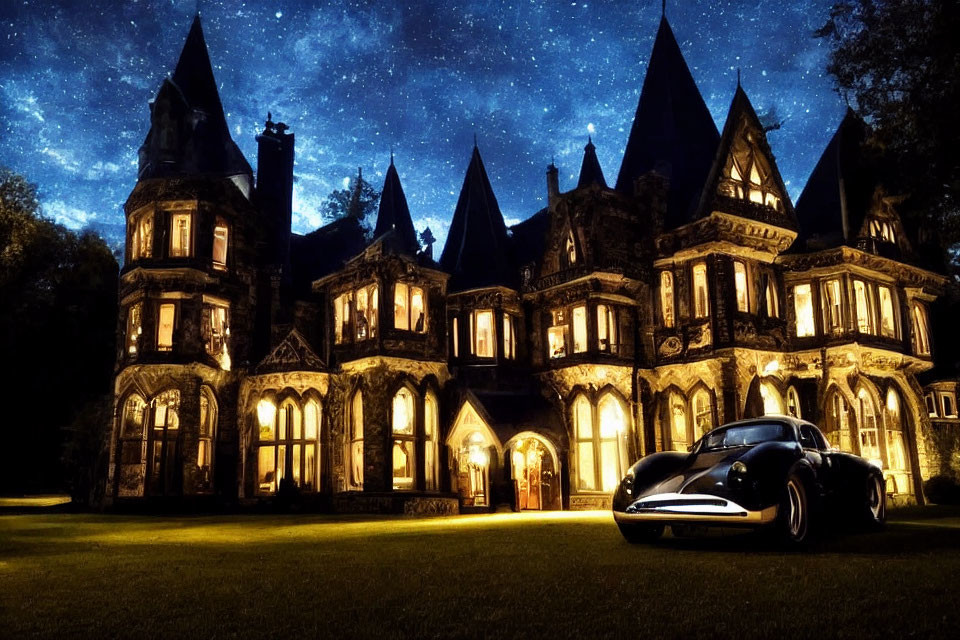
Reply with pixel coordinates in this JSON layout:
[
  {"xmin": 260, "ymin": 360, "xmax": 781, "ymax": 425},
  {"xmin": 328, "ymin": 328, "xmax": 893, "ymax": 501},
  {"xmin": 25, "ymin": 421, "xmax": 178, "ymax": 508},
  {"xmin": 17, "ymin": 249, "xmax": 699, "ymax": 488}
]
[
  {"xmin": 617, "ymin": 522, "xmax": 664, "ymax": 544},
  {"xmin": 779, "ymin": 472, "xmax": 815, "ymax": 547},
  {"xmin": 862, "ymin": 472, "xmax": 886, "ymax": 530}
]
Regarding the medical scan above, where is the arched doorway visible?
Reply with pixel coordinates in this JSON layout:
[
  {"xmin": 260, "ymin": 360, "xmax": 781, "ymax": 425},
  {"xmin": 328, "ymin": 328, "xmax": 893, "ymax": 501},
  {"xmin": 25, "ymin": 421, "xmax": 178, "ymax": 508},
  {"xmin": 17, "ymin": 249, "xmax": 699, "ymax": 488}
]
[
  {"xmin": 505, "ymin": 433, "xmax": 561, "ymax": 511},
  {"xmin": 446, "ymin": 400, "xmax": 502, "ymax": 509}
]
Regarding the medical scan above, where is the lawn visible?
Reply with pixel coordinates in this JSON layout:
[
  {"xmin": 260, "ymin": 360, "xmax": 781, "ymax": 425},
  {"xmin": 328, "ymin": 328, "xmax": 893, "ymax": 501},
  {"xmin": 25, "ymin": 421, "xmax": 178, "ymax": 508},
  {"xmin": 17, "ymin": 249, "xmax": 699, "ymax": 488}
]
[{"xmin": 2, "ymin": 507, "xmax": 959, "ymax": 638}]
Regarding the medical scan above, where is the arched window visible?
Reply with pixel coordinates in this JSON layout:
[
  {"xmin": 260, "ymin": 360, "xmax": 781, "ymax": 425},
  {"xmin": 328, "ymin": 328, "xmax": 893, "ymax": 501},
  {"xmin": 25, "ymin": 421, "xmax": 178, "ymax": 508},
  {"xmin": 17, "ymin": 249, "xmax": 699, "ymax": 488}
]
[
  {"xmin": 148, "ymin": 389, "xmax": 180, "ymax": 495},
  {"xmin": 562, "ymin": 230, "xmax": 577, "ymax": 268},
  {"xmin": 212, "ymin": 218, "xmax": 228, "ymax": 270},
  {"xmin": 392, "ymin": 387, "xmax": 416, "ymax": 490},
  {"xmin": 760, "ymin": 381, "xmax": 783, "ymax": 415},
  {"xmin": 424, "ymin": 391, "xmax": 439, "ymax": 491},
  {"xmin": 858, "ymin": 389, "xmax": 881, "ymax": 464},
  {"xmin": 349, "ymin": 391, "xmax": 364, "ymax": 490},
  {"xmin": 786, "ymin": 386, "xmax": 801, "ymax": 419},
  {"xmin": 303, "ymin": 398, "xmax": 321, "ymax": 492},
  {"xmin": 660, "ymin": 271, "xmax": 675, "ymax": 328},
  {"xmin": 259, "ymin": 398, "xmax": 314, "ymax": 493},
  {"xmin": 573, "ymin": 396, "xmax": 596, "ymax": 491},
  {"xmin": 197, "ymin": 387, "xmax": 217, "ymax": 492},
  {"xmin": 692, "ymin": 389, "xmax": 713, "ymax": 441},
  {"xmin": 597, "ymin": 394, "xmax": 627, "ymax": 492},
  {"xmin": 884, "ymin": 388, "xmax": 910, "ymax": 494},
  {"xmin": 823, "ymin": 390, "xmax": 852, "ymax": 451},
  {"xmin": 912, "ymin": 302, "xmax": 930, "ymax": 355},
  {"xmin": 670, "ymin": 393, "xmax": 688, "ymax": 451},
  {"xmin": 118, "ymin": 394, "xmax": 147, "ymax": 472}
]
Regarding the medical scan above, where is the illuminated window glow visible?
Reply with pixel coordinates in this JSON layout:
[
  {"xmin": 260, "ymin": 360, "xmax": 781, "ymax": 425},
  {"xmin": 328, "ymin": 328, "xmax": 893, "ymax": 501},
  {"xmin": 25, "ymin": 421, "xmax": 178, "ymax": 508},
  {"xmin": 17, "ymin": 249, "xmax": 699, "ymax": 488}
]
[
  {"xmin": 424, "ymin": 392, "xmax": 439, "ymax": 491},
  {"xmin": 597, "ymin": 304, "xmax": 617, "ymax": 353},
  {"xmin": 793, "ymin": 284, "xmax": 815, "ymax": 337},
  {"xmin": 854, "ymin": 280, "xmax": 873, "ymax": 334},
  {"xmin": 212, "ymin": 222, "xmax": 228, "ymax": 269},
  {"xmin": 692, "ymin": 389, "xmax": 712, "ymax": 441},
  {"xmin": 760, "ymin": 382, "xmax": 783, "ymax": 415},
  {"xmin": 670, "ymin": 393, "xmax": 688, "ymax": 451},
  {"xmin": 823, "ymin": 279, "xmax": 843, "ymax": 332},
  {"xmin": 126, "ymin": 302, "xmax": 142, "ymax": 356},
  {"xmin": 472, "ymin": 309, "xmax": 495, "ymax": 358},
  {"xmin": 693, "ymin": 263, "xmax": 709, "ymax": 318},
  {"xmin": 572, "ymin": 305, "xmax": 587, "ymax": 353},
  {"xmin": 169, "ymin": 211, "xmax": 192, "ymax": 257},
  {"xmin": 157, "ymin": 303, "xmax": 175, "ymax": 351},
  {"xmin": 878, "ymin": 286, "xmax": 897, "ymax": 338},
  {"xmin": 129, "ymin": 211, "xmax": 153, "ymax": 261},
  {"xmin": 858, "ymin": 390, "xmax": 881, "ymax": 465},
  {"xmin": 660, "ymin": 271, "xmax": 675, "ymax": 327},
  {"xmin": 734, "ymin": 261, "xmax": 749, "ymax": 313},
  {"xmin": 912, "ymin": 302, "xmax": 930, "ymax": 355},
  {"xmin": 392, "ymin": 388, "xmax": 416, "ymax": 490},
  {"xmin": 503, "ymin": 314, "xmax": 516, "ymax": 360},
  {"xmin": 350, "ymin": 391, "xmax": 364, "ymax": 489},
  {"xmin": 548, "ymin": 309, "xmax": 568, "ymax": 359}
]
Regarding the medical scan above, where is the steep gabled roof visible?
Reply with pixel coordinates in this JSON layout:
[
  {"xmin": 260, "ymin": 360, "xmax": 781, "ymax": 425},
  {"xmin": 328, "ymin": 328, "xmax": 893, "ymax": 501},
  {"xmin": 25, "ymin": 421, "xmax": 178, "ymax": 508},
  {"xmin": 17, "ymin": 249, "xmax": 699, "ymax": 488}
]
[
  {"xmin": 289, "ymin": 216, "xmax": 368, "ymax": 294},
  {"xmin": 615, "ymin": 16, "xmax": 719, "ymax": 227},
  {"xmin": 256, "ymin": 329, "xmax": 326, "ymax": 374},
  {"xmin": 695, "ymin": 85, "xmax": 797, "ymax": 230},
  {"xmin": 793, "ymin": 109, "xmax": 875, "ymax": 250},
  {"xmin": 373, "ymin": 157, "xmax": 420, "ymax": 255},
  {"xmin": 577, "ymin": 137, "xmax": 607, "ymax": 189},
  {"xmin": 440, "ymin": 145, "xmax": 515, "ymax": 291},
  {"xmin": 138, "ymin": 15, "xmax": 251, "ymax": 180}
]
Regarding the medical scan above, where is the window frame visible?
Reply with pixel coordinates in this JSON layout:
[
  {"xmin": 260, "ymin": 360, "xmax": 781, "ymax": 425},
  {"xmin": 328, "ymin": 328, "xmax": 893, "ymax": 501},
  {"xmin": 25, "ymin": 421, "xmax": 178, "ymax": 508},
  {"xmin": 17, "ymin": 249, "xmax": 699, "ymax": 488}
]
[
  {"xmin": 660, "ymin": 271, "xmax": 676, "ymax": 327},
  {"xmin": 733, "ymin": 261, "xmax": 749, "ymax": 313},
  {"xmin": 471, "ymin": 309, "xmax": 496, "ymax": 358},
  {"xmin": 157, "ymin": 303, "xmax": 176, "ymax": 351},
  {"xmin": 168, "ymin": 210, "xmax": 194, "ymax": 258},
  {"xmin": 597, "ymin": 304, "xmax": 618, "ymax": 354},
  {"xmin": 212, "ymin": 221, "xmax": 228, "ymax": 270},
  {"xmin": 692, "ymin": 263, "xmax": 709, "ymax": 319},
  {"xmin": 391, "ymin": 387, "xmax": 417, "ymax": 491},
  {"xmin": 393, "ymin": 282, "xmax": 426, "ymax": 333},
  {"xmin": 793, "ymin": 283, "xmax": 816, "ymax": 337}
]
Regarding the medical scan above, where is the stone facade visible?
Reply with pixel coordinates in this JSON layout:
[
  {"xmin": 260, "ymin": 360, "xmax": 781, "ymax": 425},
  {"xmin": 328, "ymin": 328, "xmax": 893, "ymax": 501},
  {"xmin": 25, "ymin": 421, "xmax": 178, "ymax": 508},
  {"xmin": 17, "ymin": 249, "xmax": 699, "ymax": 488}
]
[{"xmin": 106, "ymin": 13, "xmax": 957, "ymax": 513}]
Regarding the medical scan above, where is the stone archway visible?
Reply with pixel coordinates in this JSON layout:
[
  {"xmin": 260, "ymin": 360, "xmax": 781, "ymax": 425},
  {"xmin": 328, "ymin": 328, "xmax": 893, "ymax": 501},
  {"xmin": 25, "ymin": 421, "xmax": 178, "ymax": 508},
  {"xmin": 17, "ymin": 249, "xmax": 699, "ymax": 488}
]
[{"xmin": 504, "ymin": 432, "xmax": 562, "ymax": 511}]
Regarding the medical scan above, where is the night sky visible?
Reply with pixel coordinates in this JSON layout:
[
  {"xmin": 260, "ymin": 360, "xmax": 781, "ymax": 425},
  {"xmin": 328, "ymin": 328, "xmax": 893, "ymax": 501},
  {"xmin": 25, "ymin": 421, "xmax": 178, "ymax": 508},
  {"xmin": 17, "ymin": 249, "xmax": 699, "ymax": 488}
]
[{"xmin": 0, "ymin": 0, "xmax": 843, "ymax": 251}]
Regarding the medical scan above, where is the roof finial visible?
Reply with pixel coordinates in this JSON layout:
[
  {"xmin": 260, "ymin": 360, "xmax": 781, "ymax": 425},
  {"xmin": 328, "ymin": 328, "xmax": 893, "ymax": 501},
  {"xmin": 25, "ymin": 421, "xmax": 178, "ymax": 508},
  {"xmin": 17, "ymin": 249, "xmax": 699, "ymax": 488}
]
[
  {"xmin": 587, "ymin": 135, "xmax": 593, "ymax": 145},
  {"xmin": 196, "ymin": 0, "xmax": 201, "ymax": 16},
  {"xmin": 662, "ymin": 0, "xmax": 666, "ymax": 17},
  {"xmin": 737, "ymin": 67, "xmax": 741, "ymax": 87},
  {"xmin": 390, "ymin": 145, "xmax": 394, "ymax": 165},
  {"xmin": 473, "ymin": 132, "xmax": 478, "ymax": 148}
]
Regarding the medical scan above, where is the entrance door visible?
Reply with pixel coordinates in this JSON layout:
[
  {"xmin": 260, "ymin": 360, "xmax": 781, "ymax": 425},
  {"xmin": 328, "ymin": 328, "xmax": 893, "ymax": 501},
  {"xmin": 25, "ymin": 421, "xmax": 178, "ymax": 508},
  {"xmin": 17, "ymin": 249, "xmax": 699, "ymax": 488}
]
[
  {"xmin": 512, "ymin": 437, "xmax": 555, "ymax": 510},
  {"xmin": 457, "ymin": 431, "xmax": 490, "ymax": 507},
  {"xmin": 146, "ymin": 390, "xmax": 181, "ymax": 496}
]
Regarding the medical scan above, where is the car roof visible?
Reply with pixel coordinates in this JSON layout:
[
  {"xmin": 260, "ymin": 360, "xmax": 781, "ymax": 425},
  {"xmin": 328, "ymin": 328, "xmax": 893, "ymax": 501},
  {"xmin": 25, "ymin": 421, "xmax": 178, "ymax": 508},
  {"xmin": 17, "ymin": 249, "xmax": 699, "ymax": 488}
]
[{"xmin": 709, "ymin": 415, "xmax": 816, "ymax": 435}]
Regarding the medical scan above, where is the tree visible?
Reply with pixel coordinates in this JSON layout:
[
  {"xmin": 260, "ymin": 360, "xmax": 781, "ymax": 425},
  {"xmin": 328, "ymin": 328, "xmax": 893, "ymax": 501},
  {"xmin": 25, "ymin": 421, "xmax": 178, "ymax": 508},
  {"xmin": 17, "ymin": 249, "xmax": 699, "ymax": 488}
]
[
  {"xmin": 816, "ymin": 0, "xmax": 960, "ymax": 268},
  {"xmin": 322, "ymin": 167, "xmax": 380, "ymax": 226},
  {"xmin": 0, "ymin": 167, "xmax": 118, "ymax": 496}
]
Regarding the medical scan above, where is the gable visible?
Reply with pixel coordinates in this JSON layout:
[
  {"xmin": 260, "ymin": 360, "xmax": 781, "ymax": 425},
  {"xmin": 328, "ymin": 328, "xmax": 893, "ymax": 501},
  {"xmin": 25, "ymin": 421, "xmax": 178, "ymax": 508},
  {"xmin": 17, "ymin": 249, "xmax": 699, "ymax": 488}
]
[
  {"xmin": 256, "ymin": 329, "xmax": 325, "ymax": 374},
  {"xmin": 717, "ymin": 115, "xmax": 787, "ymax": 212}
]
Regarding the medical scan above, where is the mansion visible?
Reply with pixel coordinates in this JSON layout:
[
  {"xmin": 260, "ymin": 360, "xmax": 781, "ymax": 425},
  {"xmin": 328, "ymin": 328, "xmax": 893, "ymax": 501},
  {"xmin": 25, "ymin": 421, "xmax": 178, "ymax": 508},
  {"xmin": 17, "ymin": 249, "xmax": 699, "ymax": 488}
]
[{"xmin": 106, "ymin": 13, "xmax": 957, "ymax": 512}]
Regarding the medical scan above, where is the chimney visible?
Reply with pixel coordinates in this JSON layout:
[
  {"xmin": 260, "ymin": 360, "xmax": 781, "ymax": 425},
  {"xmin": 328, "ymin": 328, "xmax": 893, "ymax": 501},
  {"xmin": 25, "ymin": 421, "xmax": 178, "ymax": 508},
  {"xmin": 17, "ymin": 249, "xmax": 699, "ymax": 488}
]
[
  {"xmin": 546, "ymin": 162, "xmax": 559, "ymax": 202},
  {"xmin": 255, "ymin": 113, "xmax": 295, "ymax": 273}
]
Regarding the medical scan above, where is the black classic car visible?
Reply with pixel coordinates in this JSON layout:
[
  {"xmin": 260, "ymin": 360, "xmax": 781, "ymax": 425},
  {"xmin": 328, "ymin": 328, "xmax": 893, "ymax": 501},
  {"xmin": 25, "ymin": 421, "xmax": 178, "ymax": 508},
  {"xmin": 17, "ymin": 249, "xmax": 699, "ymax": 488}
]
[{"xmin": 613, "ymin": 416, "xmax": 886, "ymax": 545}]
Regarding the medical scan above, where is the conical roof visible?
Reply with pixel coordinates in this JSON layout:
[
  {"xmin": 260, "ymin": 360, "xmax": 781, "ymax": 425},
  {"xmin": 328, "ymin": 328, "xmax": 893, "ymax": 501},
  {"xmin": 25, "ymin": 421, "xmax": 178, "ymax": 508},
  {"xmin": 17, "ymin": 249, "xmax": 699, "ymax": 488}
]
[
  {"xmin": 138, "ymin": 15, "xmax": 251, "ymax": 179},
  {"xmin": 615, "ymin": 16, "xmax": 719, "ymax": 227},
  {"xmin": 577, "ymin": 137, "xmax": 607, "ymax": 189},
  {"xmin": 373, "ymin": 157, "xmax": 420, "ymax": 255},
  {"xmin": 440, "ymin": 145, "xmax": 514, "ymax": 291}
]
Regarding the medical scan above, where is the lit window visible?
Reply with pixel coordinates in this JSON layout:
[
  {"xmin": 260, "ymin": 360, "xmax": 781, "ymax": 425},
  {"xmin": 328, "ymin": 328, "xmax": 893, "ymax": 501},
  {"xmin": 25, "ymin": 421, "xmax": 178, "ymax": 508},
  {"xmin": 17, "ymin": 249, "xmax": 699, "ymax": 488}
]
[
  {"xmin": 256, "ymin": 399, "xmax": 319, "ymax": 495},
  {"xmin": 878, "ymin": 286, "xmax": 897, "ymax": 338},
  {"xmin": 858, "ymin": 390, "xmax": 882, "ymax": 465},
  {"xmin": 303, "ymin": 399, "xmax": 320, "ymax": 492},
  {"xmin": 130, "ymin": 211, "xmax": 153, "ymax": 261},
  {"xmin": 723, "ymin": 138, "xmax": 781, "ymax": 211},
  {"xmin": 885, "ymin": 390, "xmax": 909, "ymax": 489},
  {"xmin": 597, "ymin": 394, "xmax": 626, "ymax": 492},
  {"xmin": 547, "ymin": 309, "xmax": 568, "ymax": 359},
  {"xmin": 503, "ymin": 314, "xmax": 516, "ymax": 360},
  {"xmin": 117, "ymin": 394, "xmax": 147, "ymax": 474},
  {"xmin": 693, "ymin": 263, "xmax": 709, "ymax": 318},
  {"xmin": 660, "ymin": 271, "xmax": 675, "ymax": 327},
  {"xmin": 212, "ymin": 223, "xmax": 228, "ymax": 269},
  {"xmin": 424, "ymin": 392, "xmax": 439, "ymax": 491},
  {"xmin": 823, "ymin": 279, "xmax": 843, "ymax": 332},
  {"xmin": 148, "ymin": 390, "xmax": 180, "ymax": 492},
  {"xmin": 925, "ymin": 392, "xmax": 938, "ymax": 417},
  {"xmin": 169, "ymin": 211, "xmax": 192, "ymax": 257},
  {"xmin": 197, "ymin": 388, "xmax": 217, "ymax": 492},
  {"xmin": 824, "ymin": 391, "xmax": 851, "ymax": 451},
  {"xmin": 870, "ymin": 219, "xmax": 896, "ymax": 244},
  {"xmin": 157, "ymin": 303, "xmax": 175, "ymax": 351},
  {"xmin": 355, "ymin": 286, "xmax": 379, "ymax": 341},
  {"xmin": 572, "ymin": 305, "xmax": 587, "ymax": 353},
  {"xmin": 853, "ymin": 280, "xmax": 873, "ymax": 334},
  {"xmin": 574, "ymin": 396, "xmax": 595, "ymax": 491},
  {"xmin": 765, "ymin": 277, "xmax": 779, "ymax": 318},
  {"xmin": 793, "ymin": 284, "xmax": 815, "ymax": 337},
  {"xmin": 334, "ymin": 294, "xmax": 345, "ymax": 344},
  {"xmin": 202, "ymin": 303, "xmax": 229, "ymax": 364},
  {"xmin": 394, "ymin": 283, "xmax": 426, "ymax": 332},
  {"xmin": 670, "ymin": 393, "xmax": 688, "ymax": 451},
  {"xmin": 597, "ymin": 304, "xmax": 618, "ymax": 353},
  {"xmin": 760, "ymin": 382, "xmax": 783, "ymax": 415},
  {"xmin": 126, "ymin": 303, "xmax": 142, "ymax": 356},
  {"xmin": 786, "ymin": 387, "xmax": 801, "ymax": 418},
  {"xmin": 392, "ymin": 388, "xmax": 416, "ymax": 490},
  {"xmin": 734, "ymin": 261, "xmax": 749, "ymax": 313},
  {"xmin": 452, "ymin": 317, "xmax": 459, "ymax": 357},
  {"xmin": 692, "ymin": 389, "xmax": 713, "ymax": 440},
  {"xmin": 349, "ymin": 391, "xmax": 364, "ymax": 489},
  {"xmin": 912, "ymin": 302, "xmax": 930, "ymax": 355},
  {"xmin": 472, "ymin": 309, "xmax": 495, "ymax": 358},
  {"xmin": 565, "ymin": 230, "xmax": 577, "ymax": 266},
  {"xmin": 942, "ymin": 393, "xmax": 958, "ymax": 419}
]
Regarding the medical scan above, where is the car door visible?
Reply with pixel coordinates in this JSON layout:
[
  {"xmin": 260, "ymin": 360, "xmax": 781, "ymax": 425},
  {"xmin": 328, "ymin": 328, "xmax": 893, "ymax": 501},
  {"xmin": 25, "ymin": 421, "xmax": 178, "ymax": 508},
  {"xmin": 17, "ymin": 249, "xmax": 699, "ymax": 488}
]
[{"xmin": 798, "ymin": 424, "xmax": 827, "ymax": 497}]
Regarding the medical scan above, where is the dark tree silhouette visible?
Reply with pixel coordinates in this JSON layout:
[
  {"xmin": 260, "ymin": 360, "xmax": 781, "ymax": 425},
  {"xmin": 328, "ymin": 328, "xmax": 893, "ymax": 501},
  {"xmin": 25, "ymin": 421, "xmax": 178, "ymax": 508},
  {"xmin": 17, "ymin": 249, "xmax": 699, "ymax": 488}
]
[
  {"xmin": 323, "ymin": 167, "xmax": 381, "ymax": 226},
  {"xmin": 816, "ymin": 0, "xmax": 960, "ymax": 269},
  {"xmin": 1, "ymin": 167, "xmax": 118, "ymax": 499}
]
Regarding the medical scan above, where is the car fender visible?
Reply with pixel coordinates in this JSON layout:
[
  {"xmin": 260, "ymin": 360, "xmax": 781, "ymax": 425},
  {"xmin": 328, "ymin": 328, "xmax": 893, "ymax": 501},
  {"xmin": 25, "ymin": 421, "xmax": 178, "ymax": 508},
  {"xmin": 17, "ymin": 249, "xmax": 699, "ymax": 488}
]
[
  {"xmin": 736, "ymin": 441, "xmax": 805, "ymax": 507},
  {"xmin": 613, "ymin": 452, "xmax": 690, "ymax": 511}
]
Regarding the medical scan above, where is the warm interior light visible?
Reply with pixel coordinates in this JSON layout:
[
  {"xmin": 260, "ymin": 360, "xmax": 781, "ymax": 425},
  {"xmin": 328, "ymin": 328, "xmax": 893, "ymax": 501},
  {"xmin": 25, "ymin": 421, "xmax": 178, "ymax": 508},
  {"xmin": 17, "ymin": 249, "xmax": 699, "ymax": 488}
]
[
  {"xmin": 763, "ymin": 359, "xmax": 779, "ymax": 376},
  {"xmin": 257, "ymin": 399, "xmax": 276, "ymax": 428}
]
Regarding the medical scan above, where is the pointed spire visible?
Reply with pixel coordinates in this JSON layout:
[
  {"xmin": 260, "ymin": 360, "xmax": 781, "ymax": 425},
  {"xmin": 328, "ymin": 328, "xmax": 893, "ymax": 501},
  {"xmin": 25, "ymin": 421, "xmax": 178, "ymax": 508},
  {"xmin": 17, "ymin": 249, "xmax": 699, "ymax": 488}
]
[
  {"xmin": 662, "ymin": 0, "xmax": 666, "ymax": 17},
  {"xmin": 615, "ymin": 15, "xmax": 719, "ymax": 226},
  {"xmin": 373, "ymin": 156, "xmax": 420, "ymax": 255},
  {"xmin": 440, "ymin": 145, "xmax": 514, "ymax": 291},
  {"xmin": 577, "ymin": 136, "xmax": 607, "ymax": 189}
]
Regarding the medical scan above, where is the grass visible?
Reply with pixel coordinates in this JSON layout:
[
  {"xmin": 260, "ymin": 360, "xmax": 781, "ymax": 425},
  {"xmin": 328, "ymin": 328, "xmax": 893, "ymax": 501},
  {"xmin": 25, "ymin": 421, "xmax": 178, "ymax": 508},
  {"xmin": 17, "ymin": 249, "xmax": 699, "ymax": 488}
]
[{"xmin": 2, "ymin": 507, "xmax": 960, "ymax": 638}]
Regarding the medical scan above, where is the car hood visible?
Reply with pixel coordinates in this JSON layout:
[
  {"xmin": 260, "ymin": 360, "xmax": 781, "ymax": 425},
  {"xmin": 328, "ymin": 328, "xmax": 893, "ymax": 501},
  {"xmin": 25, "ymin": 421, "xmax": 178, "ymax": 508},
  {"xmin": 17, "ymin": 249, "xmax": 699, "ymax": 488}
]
[{"xmin": 636, "ymin": 447, "xmax": 750, "ymax": 499}]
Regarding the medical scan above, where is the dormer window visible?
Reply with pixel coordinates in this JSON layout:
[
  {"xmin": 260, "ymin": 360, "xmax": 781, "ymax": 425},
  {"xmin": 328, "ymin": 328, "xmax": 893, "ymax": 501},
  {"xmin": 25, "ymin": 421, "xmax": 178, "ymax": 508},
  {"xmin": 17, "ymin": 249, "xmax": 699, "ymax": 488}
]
[
  {"xmin": 169, "ymin": 211, "xmax": 193, "ymax": 257},
  {"xmin": 869, "ymin": 219, "xmax": 896, "ymax": 244},
  {"xmin": 212, "ymin": 221, "xmax": 228, "ymax": 270},
  {"xmin": 722, "ymin": 128, "xmax": 783, "ymax": 212},
  {"xmin": 394, "ymin": 283, "xmax": 426, "ymax": 332},
  {"xmin": 471, "ymin": 309, "xmax": 495, "ymax": 358},
  {"xmin": 565, "ymin": 231, "xmax": 577, "ymax": 266}
]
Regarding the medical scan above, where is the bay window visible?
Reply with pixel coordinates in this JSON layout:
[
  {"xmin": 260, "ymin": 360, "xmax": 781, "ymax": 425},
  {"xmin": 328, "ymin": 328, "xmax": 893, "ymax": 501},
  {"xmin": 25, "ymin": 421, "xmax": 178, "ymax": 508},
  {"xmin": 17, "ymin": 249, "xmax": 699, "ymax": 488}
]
[
  {"xmin": 471, "ymin": 309, "xmax": 495, "ymax": 358},
  {"xmin": 126, "ymin": 302, "xmax": 142, "ymax": 356},
  {"xmin": 394, "ymin": 283, "xmax": 426, "ymax": 332},
  {"xmin": 129, "ymin": 210, "xmax": 153, "ymax": 261},
  {"xmin": 202, "ymin": 302, "xmax": 229, "ymax": 359},
  {"xmin": 912, "ymin": 302, "xmax": 930, "ymax": 355},
  {"xmin": 793, "ymin": 284, "xmax": 815, "ymax": 337},
  {"xmin": 823, "ymin": 279, "xmax": 843, "ymax": 332},
  {"xmin": 212, "ymin": 221, "xmax": 228, "ymax": 269},
  {"xmin": 392, "ymin": 388, "xmax": 416, "ymax": 490},
  {"xmin": 597, "ymin": 304, "xmax": 618, "ymax": 353},
  {"xmin": 548, "ymin": 309, "xmax": 568, "ymax": 359},
  {"xmin": 878, "ymin": 286, "xmax": 897, "ymax": 338},
  {"xmin": 355, "ymin": 284, "xmax": 378, "ymax": 341},
  {"xmin": 853, "ymin": 280, "xmax": 873, "ymax": 334}
]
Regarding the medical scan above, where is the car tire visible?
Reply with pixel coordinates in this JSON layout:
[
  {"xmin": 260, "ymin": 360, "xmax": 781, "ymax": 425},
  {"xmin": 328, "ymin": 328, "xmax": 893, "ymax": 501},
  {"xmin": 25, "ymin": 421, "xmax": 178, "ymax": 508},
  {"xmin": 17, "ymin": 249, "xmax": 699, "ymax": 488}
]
[
  {"xmin": 617, "ymin": 522, "xmax": 664, "ymax": 544},
  {"xmin": 861, "ymin": 472, "xmax": 886, "ymax": 530},
  {"xmin": 778, "ymin": 471, "xmax": 816, "ymax": 547}
]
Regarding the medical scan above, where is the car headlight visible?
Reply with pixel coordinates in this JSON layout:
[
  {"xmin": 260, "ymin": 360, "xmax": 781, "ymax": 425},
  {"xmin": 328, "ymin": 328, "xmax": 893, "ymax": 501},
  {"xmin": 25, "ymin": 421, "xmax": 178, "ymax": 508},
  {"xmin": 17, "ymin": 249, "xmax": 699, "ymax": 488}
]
[
  {"xmin": 621, "ymin": 473, "xmax": 635, "ymax": 495},
  {"xmin": 731, "ymin": 461, "xmax": 747, "ymax": 474}
]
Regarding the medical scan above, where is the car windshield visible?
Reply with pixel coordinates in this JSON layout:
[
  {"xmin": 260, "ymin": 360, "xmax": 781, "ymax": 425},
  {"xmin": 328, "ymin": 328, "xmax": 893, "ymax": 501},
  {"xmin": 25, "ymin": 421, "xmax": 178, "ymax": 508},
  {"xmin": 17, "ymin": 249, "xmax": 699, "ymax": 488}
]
[{"xmin": 701, "ymin": 423, "xmax": 791, "ymax": 450}]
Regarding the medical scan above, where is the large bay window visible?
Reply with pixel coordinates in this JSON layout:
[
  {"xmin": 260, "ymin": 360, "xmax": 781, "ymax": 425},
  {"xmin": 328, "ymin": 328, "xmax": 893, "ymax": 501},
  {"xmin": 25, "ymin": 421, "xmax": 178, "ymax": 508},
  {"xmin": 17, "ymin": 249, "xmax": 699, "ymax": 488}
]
[
  {"xmin": 572, "ymin": 305, "xmax": 587, "ymax": 353},
  {"xmin": 212, "ymin": 221, "xmax": 228, "ymax": 270},
  {"xmin": 693, "ymin": 263, "xmax": 709, "ymax": 318},
  {"xmin": 471, "ymin": 309, "xmax": 495, "ymax": 358},
  {"xmin": 503, "ymin": 314, "xmax": 517, "ymax": 360},
  {"xmin": 157, "ymin": 303, "xmax": 175, "ymax": 351},
  {"xmin": 169, "ymin": 211, "xmax": 193, "ymax": 257},
  {"xmin": 823, "ymin": 279, "xmax": 843, "ymax": 332},
  {"xmin": 878, "ymin": 286, "xmax": 897, "ymax": 338},
  {"xmin": 853, "ymin": 280, "xmax": 873, "ymax": 334},
  {"xmin": 660, "ymin": 271, "xmax": 675, "ymax": 327},
  {"xmin": 349, "ymin": 391, "xmax": 364, "ymax": 489},
  {"xmin": 424, "ymin": 392, "xmax": 439, "ymax": 491},
  {"xmin": 734, "ymin": 261, "xmax": 749, "ymax": 313},
  {"xmin": 858, "ymin": 390, "xmax": 881, "ymax": 464},
  {"xmin": 548, "ymin": 309, "xmax": 568, "ymax": 359},
  {"xmin": 256, "ymin": 397, "xmax": 320, "ymax": 494},
  {"xmin": 129, "ymin": 210, "xmax": 153, "ymax": 261},
  {"xmin": 597, "ymin": 304, "xmax": 618, "ymax": 353},
  {"xmin": 573, "ymin": 394, "xmax": 627, "ymax": 492},
  {"xmin": 394, "ymin": 283, "xmax": 426, "ymax": 332},
  {"xmin": 392, "ymin": 388, "xmax": 416, "ymax": 490},
  {"xmin": 197, "ymin": 387, "xmax": 216, "ymax": 492},
  {"xmin": 912, "ymin": 302, "xmax": 930, "ymax": 355},
  {"xmin": 126, "ymin": 303, "xmax": 142, "ymax": 356},
  {"xmin": 793, "ymin": 284, "xmax": 815, "ymax": 337}
]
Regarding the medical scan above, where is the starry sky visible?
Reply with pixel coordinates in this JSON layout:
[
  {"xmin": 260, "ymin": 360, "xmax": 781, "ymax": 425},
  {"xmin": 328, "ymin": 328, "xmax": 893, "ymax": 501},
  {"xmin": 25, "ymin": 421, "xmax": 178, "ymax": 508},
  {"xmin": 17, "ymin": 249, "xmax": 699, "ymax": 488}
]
[{"xmin": 0, "ymin": 0, "xmax": 844, "ymax": 252}]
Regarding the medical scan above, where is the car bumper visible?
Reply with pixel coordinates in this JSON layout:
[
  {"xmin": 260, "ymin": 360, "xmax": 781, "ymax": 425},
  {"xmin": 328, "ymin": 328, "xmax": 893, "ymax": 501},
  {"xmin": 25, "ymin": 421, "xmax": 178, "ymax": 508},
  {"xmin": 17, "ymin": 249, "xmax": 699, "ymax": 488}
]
[{"xmin": 613, "ymin": 492, "xmax": 778, "ymax": 525}]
